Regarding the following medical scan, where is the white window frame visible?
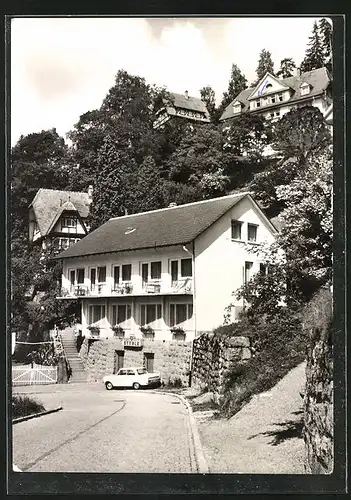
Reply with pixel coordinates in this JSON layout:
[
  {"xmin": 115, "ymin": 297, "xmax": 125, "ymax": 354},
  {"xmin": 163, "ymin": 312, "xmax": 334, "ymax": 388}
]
[
  {"xmin": 59, "ymin": 237, "xmax": 69, "ymax": 250},
  {"xmin": 233, "ymin": 104, "xmax": 241, "ymax": 114},
  {"xmin": 111, "ymin": 303, "xmax": 132, "ymax": 328},
  {"xmin": 244, "ymin": 261, "xmax": 254, "ymax": 283},
  {"xmin": 231, "ymin": 220, "xmax": 243, "ymax": 241},
  {"xmin": 62, "ymin": 217, "xmax": 77, "ymax": 228},
  {"xmin": 169, "ymin": 303, "xmax": 193, "ymax": 328},
  {"xmin": 300, "ymin": 83, "xmax": 310, "ymax": 96},
  {"xmin": 140, "ymin": 303, "xmax": 162, "ymax": 329},
  {"xmin": 88, "ymin": 304, "xmax": 106, "ymax": 324},
  {"xmin": 140, "ymin": 261, "xmax": 162, "ymax": 283},
  {"xmin": 247, "ymin": 223, "xmax": 258, "ymax": 243},
  {"xmin": 89, "ymin": 267, "xmax": 97, "ymax": 291},
  {"xmin": 97, "ymin": 266, "xmax": 107, "ymax": 284},
  {"xmin": 169, "ymin": 258, "xmax": 193, "ymax": 281},
  {"xmin": 68, "ymin": 267, "xmax": 85, "ymax": 286}
]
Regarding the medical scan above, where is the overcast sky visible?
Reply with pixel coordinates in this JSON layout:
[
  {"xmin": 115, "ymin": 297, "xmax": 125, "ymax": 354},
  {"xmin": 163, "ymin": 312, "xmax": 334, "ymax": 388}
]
[{"xmin": 11, "ymin": 16, "xmax": 321, "ymax": 145}]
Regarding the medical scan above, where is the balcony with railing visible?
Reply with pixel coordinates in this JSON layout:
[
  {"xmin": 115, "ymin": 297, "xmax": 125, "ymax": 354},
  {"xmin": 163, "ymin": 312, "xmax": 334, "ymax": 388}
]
[{"xmin": 58, "ymin": 277, "xmax": 193, "ymax": 299}]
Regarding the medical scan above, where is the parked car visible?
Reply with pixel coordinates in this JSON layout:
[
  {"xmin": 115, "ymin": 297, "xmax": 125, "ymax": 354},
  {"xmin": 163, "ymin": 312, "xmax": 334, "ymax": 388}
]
[{"xmin": 103, "ymin": 367, "xmax": 161, "ymax": 390}]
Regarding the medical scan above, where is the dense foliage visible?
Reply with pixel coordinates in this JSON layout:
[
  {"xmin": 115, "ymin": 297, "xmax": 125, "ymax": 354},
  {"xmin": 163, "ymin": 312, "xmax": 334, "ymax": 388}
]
[{"xmin": 12, "ymin": 395, "xmax": 45, "ymax": 419}]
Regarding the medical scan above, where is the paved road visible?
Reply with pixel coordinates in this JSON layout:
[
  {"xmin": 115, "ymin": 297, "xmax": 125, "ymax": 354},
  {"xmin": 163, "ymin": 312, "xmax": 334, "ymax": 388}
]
[{"xmin": 12, "ymin": 384, "xmax": 197, "ymax": 473}]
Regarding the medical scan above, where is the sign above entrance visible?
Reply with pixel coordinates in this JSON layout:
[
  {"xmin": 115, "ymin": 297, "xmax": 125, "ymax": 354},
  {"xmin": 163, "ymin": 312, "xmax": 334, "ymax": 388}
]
[{"xmin": 123, "ymin": 337, "xmax": 143, "ymax": 348}]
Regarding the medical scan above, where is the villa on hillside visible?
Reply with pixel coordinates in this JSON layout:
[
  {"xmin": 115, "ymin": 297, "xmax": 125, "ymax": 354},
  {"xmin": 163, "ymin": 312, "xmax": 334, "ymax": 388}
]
[
  {"xmin": 54, "ymin": 193, "xmax": 277, "ymax": 344},
  {"xmin": 219, "ymin": 67, "xmax": 332, "ymax": 125},
  {"xmin": 29, "ymin": 186, "xmax": 93, "ymax": 253},
  {"xmin": 153, "ymin": 90, "xmax": 210, "ymax": 129}
]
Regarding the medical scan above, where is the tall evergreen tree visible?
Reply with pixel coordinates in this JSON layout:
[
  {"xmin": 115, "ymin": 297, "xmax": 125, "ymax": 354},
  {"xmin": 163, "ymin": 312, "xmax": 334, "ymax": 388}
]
[
  {"xmin": 276, "ymin": 57, "xmax": 296, "ymax": 78},
  {"xmin": 219, "ymin": 64, "xmax": 247, "ymax": 115},
  {"xmin": 255, "ymin": 49, "xmax": 275, "ymax": 83},
  {"xmin": 319, "ymin": 18, "xmax": 332, "ymax": 72},
  {"xmin": 300, "ymin": 21, "xmax": 325, "ymax": 72}
]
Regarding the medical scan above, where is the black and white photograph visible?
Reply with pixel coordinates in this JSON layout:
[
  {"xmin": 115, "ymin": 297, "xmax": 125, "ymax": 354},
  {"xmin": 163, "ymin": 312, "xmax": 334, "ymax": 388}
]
[{"xmin": 7, "ymin": 13, "xmax": 346, "ymax": 494}]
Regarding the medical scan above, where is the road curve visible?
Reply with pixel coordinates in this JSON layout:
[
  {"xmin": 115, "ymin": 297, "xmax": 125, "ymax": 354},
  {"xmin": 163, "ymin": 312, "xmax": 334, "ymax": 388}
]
[{"xmin": 13, "ymin": 386, "xmax": 197, "ymax": 473}]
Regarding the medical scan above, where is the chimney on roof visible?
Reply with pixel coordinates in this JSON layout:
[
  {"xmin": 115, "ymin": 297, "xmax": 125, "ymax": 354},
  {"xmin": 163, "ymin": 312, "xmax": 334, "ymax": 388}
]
[
  {"xmin": 296, "ymin": 67, "xmax": 301, "ymax": 78},
  {"xmin": 87, "ymin": 185, "xmax": 93, "ymax": 202},
  {"xmin": 184, "ymin": 90, "xmax": 189, "ymax": 99},
  {"xmin": 168, "ymin": 202, "xmax": 177, "ymax": 208}
]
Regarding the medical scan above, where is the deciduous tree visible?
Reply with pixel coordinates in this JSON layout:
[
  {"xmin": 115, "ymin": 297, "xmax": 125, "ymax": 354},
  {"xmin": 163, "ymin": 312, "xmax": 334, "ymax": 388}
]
[{"xmin": 271, "ymin": 106, "xmax": 331, "ymax": 163}]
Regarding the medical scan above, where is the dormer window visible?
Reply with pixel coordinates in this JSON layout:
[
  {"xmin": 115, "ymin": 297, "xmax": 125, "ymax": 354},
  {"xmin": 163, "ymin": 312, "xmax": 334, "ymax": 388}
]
[
  {"xmin": 233, "ymin": 102, "xmax": 242, "ymax": 114},
  {"xmin": 300, "ymin": 82, "xmax": 311, "ymax": 96}
]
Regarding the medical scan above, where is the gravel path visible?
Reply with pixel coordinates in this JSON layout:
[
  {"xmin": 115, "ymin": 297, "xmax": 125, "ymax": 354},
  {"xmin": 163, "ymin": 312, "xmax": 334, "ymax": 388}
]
[{"xmin": 193, "ymin": 362, "xmax": 306, "ymax": 474}]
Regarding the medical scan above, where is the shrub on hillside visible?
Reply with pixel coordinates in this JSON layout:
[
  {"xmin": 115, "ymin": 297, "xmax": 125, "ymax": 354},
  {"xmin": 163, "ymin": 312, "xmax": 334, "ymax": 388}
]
[
  {"xmin": 220, "ymin": 310, "xmax": 306, "ymax": 417},
  {"xmin": 12, "ymin": 395, "xmax": 46, "ymax": 419},
  {"xmin": 13, "ymin": 343, "xmax": 59, "ymax": 366}
]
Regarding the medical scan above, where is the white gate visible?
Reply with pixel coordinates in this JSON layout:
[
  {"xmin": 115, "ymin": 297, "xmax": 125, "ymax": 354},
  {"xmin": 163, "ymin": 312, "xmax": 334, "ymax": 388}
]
[{"xmin": 12, "ymin": 363, "xmax": 58, "ymax": 386}]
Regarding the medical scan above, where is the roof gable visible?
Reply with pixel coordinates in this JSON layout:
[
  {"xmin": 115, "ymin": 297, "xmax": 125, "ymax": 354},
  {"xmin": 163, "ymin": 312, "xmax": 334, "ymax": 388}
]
[
  {"xmin": 247, "ymin": 72, "xmax": 290, "ymax": 100},
  {"xmin": 220, "ymin": 67, "xmax": 331, "ymax": 122},
  {"xmin": 30, "ymin": 188, "xmax": 91, "ymax": 237}
]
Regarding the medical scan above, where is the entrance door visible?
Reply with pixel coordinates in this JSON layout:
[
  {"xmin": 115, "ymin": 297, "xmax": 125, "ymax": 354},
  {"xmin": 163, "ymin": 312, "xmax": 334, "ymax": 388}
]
[
  {"xmin": 142, "ymin": 263, "xmax": 148, "ymax": 285},
  {"xmin": 171, "ymin": 260, "xmax": 178, "ymax": 285},
  {"xmin": 144, "ymin": 353, "xmax": 154, "ymax": 373},
  {"xmin": 114, "ymin": 350, "xmax": 124, "ymax": 374},
  {"xmin": 69, "ymin": 270, "xmax": 75, "ymax": 292}
]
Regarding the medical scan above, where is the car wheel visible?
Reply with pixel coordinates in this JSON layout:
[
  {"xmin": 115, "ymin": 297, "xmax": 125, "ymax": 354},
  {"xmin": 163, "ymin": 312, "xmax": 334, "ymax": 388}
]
[
  {"xmin": 105, "ymin": 381, "xmax": 114, "ymax": 390},
  {"xmin": 133, "ymin": 382, "xmax": 141, "ymax": 390}
]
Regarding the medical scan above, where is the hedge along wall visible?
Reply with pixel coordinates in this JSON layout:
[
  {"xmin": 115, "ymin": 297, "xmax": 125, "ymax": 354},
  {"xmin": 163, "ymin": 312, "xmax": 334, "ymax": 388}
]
[
  {"xmin": 303, "ymin": 288, "xmax": 333, "ymax": 474},
  {"xmin": 191, "ymin": 332, "xmax": 251, "ymax": 404},
  {"xmin": 79, "ymin": 337, "xmax": 192, "ymax": 386}
]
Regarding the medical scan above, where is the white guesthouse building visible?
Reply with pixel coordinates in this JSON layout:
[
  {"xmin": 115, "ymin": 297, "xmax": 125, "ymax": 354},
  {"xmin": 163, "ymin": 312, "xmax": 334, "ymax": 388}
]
[{"xmin": 55, "ymin": 193, "xmax": 277, "ymax": 342}]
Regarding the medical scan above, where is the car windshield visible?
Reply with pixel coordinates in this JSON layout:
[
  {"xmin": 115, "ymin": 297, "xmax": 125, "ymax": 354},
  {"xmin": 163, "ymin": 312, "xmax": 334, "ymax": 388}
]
[{"xmin": 137, "ymin": 368, "xmax": 147, "ymax": 375}]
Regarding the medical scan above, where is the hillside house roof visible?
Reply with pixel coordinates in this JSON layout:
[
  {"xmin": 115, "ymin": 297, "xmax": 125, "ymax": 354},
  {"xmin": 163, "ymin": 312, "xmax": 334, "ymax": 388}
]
[
  {"xmin": 29, "ymin": 188, "xmax": 91, "ymax": 237},
  {"xmin": 54, "ymin": 192, "xmax": 277, "ymax": 260},
  {"xmin": 220, "ymin": 67, "xmax": 331, "ymax": 121},
  {"xmin": 159, "ymin": 92, "xmax": 210, "ymax": 121}
]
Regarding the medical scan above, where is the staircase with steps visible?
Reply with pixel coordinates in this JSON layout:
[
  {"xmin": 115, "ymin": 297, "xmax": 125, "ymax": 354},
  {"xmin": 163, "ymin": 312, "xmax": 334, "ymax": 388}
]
[{"xmin": 59, "ymin": 326, "xmax": 87, "ymax": 383}]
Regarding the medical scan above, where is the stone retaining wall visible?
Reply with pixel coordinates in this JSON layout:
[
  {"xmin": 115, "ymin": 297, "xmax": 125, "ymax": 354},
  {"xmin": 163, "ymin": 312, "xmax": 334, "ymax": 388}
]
[
  {"xmin": 303, "ymin": 288, "xmax": 333, "ymax": 474},
  {"xmin": 79, "ymin": 337, "xmax": 192, "ymax": 386},
  {"xmin": 304, "ymin": 324, "xmax": 333, "ymax": 473},
  {"xmin": 191, "ymin": 332, "xmax": 251, "ymax": 404}
]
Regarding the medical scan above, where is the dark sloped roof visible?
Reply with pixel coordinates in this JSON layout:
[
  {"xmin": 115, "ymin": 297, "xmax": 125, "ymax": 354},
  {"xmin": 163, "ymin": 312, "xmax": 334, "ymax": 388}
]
[
  {"xmin": 220, "ymin": 67, "xmax": 331, "ymax": 121},
  {"xmin": 166, "ymin": 92, "xmax": 209, "ymax": 115},
  {"xmin": 54, "ymin": 193, "xmax": 249, "ymax": 260},
  {"xmin": 29, "ymin": 188, "xmax": 90, "ymax": 237}
]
